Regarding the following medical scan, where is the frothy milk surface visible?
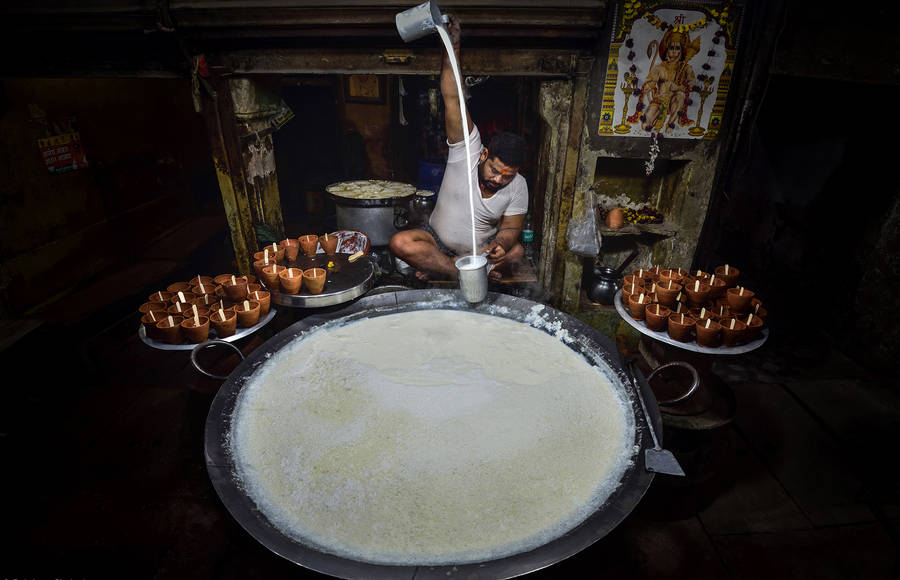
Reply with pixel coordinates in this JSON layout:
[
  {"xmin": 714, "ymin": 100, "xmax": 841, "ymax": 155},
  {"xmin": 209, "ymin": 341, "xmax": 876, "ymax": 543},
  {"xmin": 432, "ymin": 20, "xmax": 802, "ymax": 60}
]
[{"xmin": 230, "ymin": 310, "xmax": 635, "ymax": 565}]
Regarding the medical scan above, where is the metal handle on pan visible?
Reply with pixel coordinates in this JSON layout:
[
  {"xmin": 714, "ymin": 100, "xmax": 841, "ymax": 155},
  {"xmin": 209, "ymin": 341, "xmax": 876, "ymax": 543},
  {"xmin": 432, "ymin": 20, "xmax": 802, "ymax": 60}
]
[
  {"xmin": 191, "ymin": 340, "xmax": 245, "ymax": 380},
  {"xmin": 647, "ymin": 361, "xmax": 700, "ymax": 406}
]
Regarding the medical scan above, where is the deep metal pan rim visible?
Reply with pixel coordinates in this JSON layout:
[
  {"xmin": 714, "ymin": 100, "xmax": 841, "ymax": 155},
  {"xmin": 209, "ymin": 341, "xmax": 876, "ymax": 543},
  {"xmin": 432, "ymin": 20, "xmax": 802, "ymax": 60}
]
[
  {"xmin": 325, "ymin": 180, "xmax": 416, "ymax": 207},
  {"xmin": 205, "ymin": 289, "xmax": 659, "ymax": 580}
]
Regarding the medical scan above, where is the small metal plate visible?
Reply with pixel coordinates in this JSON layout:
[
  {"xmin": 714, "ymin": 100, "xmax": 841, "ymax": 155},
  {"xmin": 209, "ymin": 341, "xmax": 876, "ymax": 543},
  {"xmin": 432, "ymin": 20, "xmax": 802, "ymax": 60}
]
[
  {"xmin": 267, "ymin": 253, "xmax": 375, "ymax": 308},
  {"xmin": 138, "ymin": 308, "xmax": 277, "ymax": 351},
  {"xmin": 614, "ymin": 290, "xmax": 768, "ymax": 355}
]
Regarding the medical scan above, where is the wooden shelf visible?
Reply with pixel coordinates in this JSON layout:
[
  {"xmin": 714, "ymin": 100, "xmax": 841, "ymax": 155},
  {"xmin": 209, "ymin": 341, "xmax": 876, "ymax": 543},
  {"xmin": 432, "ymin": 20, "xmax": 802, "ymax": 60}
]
[{"xmin": 598, "ymin": 222, "xmax": 677, "ymax": 237}]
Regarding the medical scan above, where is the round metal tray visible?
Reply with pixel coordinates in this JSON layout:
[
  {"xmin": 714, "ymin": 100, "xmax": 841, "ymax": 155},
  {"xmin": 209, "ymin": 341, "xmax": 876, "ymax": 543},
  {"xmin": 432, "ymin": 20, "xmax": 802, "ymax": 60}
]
[
  {"xmin": 266, "ymin": 253, "xmax": 375, "ymax": 308},
  {"xmin": 138, "ymin": 308, "xmax": 277, "ymax": 351},
  {"xmin": 206, "ymin": 290, "xmax": 660, "ymax": 579},
  {"xmin": 614, "ymin": 290, "xmax": 767, "ymax": 355}
]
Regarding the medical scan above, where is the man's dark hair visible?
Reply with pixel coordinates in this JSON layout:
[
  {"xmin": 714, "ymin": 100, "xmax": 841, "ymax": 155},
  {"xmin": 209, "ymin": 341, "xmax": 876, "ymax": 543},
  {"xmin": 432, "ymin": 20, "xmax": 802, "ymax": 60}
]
[{"xmin": 487, "ymin": 131, "xmax": 527, "ymax": 168}]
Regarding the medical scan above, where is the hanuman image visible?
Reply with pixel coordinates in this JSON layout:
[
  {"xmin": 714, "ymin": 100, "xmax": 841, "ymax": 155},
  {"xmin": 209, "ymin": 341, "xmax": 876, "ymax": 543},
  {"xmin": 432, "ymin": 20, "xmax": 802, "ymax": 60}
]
[{"xmin": 628, "ymin": 29, "xmax": 701, "ymax": 133}]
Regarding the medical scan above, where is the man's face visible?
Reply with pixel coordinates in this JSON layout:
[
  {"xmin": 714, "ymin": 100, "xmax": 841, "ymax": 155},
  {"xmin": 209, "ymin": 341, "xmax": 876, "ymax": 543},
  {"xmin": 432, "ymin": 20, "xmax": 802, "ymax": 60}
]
[{"xmin": 478, "ymin": 151, "xmax": 518, "ymax": 192}]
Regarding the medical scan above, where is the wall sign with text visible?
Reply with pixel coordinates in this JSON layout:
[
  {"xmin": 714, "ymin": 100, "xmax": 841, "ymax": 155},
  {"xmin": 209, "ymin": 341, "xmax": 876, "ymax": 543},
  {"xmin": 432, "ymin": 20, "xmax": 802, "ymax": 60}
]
[{"xmin": 598, "ymin": 1, "xmax": 741, "ymax": 139}]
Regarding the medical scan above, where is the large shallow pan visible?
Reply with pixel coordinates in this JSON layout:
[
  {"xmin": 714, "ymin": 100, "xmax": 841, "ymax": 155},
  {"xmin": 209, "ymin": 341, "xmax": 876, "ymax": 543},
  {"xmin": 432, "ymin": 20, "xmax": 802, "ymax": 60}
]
[{"xmin": 205, "ymin": 289, "xmax": 662, "ymax": 579}]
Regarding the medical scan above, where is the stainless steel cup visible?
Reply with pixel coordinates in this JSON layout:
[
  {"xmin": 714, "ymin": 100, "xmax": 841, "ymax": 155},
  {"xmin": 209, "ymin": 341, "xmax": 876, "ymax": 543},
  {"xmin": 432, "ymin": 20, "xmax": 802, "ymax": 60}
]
[
  {"xmin": 395, "ymin": 1, "xmax": 447, "ymax": 43},
  {"xmin": 456, "ymin": 254, "xmax": 489, "ymax": 303}
]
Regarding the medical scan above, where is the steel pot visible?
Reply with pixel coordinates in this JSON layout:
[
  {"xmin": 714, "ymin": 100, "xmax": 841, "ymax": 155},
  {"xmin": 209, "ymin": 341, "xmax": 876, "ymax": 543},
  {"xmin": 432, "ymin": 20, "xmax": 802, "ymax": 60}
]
[
  {"xmin": 326, "ymin": 181, "xmax": 416, "ymax": 246},
  {"xmin": 204, "ymin": 289, "xmax": 663, "ymax": 579}
]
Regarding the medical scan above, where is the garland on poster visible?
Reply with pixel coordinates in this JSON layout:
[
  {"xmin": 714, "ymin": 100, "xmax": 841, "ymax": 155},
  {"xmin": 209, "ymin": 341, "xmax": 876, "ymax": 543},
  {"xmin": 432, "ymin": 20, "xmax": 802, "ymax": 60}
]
[{"xmin": 598, "ymin": 1, "xmax": 740, "ymax": 140}]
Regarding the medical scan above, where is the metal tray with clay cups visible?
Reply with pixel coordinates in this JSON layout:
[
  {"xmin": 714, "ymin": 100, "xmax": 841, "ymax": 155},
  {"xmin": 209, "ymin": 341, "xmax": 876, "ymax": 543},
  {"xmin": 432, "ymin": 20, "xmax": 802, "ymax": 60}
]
[
  {"xmin": 138, "ymin": 307, "xmax": 277, "ymax": 351},
  {"xmin": 614, "ymin": 290, "xmax": 768, "ymax": 355},
  {"xmin": 266, "ymin": 253, "xmax": 375, "ymax": 308}
]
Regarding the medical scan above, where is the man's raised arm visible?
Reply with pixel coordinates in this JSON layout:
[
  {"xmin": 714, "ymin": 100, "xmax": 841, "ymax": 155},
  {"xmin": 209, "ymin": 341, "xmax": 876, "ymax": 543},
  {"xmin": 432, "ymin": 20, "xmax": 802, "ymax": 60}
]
[{"xmin": 441, "ymin": 15, "xmax": 475, "ymax": 144}]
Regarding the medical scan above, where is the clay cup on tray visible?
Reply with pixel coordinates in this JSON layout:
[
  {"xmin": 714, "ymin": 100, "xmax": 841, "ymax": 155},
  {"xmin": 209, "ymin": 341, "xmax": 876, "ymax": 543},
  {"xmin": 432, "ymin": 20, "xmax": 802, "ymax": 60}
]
[
  {"xmin": 667, "ymin": 313, "xmax": 696, "ymax": 343},
  {"xmin": 303, "ymin": 267, "xmax": 327, "ymax": 295},
  {"xmin": 750, "ymin": 298, "xmax": 767, "ymax": 319},
  {"xmin": 714, "ymin": 265, "xmax": 740, "ymax": 288},
  {"xmin": 622, "ymin": 275, "xmax": 645, "ymax": 289},
  {"xmin": 278, "ymin": 267, "xmax": 304, "ymax": 294},
  {"xmin": 684, "ymin": 280, "xmax": 711, "ymax": 308},
  {"xmin": 318, "ymin": 233, "xmax": 338, "ymax": 257},
  {"xmin": 259, "ymin": 243, "xmax": 285, "ymax": 262},
  {"xmin": 695, "ymin": 317, "xmax": 723, "ymax": 348},
  {"xmin": 631, "ymin": 268, "xmax": 657, "ymax": 286},
  {"xmin": 644, "ymin": 304, "xmax": 671, "ymax": 332},
  {"xmin": 167, "ymin": 301, "xmax": 192, "ymax": 316},
  {"xmin": 234, "ymin": 300, "xmax": 261, "ymax": 328},
  {"xmin": 166, "ymin": 281, "xmax": 193, "ymax": 293},
  {"xmin": 743, "ymin": 313, "xmax": 764, "ymax": 342},
  {"xmin": 248, "ymin": 290, "xmax": 271, "ymax": 316},
  {"xmin": 189, "ymin": 275, "xmax": 215, "ymax": 287},
  {"xmin": 726, "ymin": 286, "xmax": 755, "ymax": 314},
  {"xmin": 719, "ymin": 317, "xmax": 748, "ymax": 347},
  {"xmin": 148, "ymin": 290, "xmax": 174, "ymax": 303},
  {"xmin": 191, "ymin": 281, "xmax": 217, "ymax": 297},
  {"xmin": 260, "ymin": 264, "xmax": 285, "ymax": 291},
  {"xmin": 210, "ymin": 309, "xmax": 237, "ymax": 338},
  {"xmin": 279, "ymin": 238, "xmax": 300, "ymax": 262},
  {"xmin": 627, "ymin": 292, "xmax": 653, "ymax": 321},
  {"xmin": 139, "ymin": 301, "xmax": 167, "ymax": 315},
  {"xmin": 707, "ymin": 276, "xmax": 728, "ymax": 300},
  {"xmin": 655, "ymin": 280, "xmax": 682, "ymax": 308},
  {"xmin": 155, "ymin": 315, "xmax": 184, "ymax": 345},
  {"xmin": 141, "ymin": 310, "xmax": 166, "ymax": 340},
  {"xmin": 298, "ymin": 235, "xmax": 319, "ymax": 258},
  {"xmin": 621, "ymin": 281, "xmax": 644, "ymax": 306},
  {"xmin": 222, "ymin": 276, "xmax": 249, "ymax": 301},
  {"xmin": 181, "ymin": 315, "xmax": 210, "ymax": 344}
]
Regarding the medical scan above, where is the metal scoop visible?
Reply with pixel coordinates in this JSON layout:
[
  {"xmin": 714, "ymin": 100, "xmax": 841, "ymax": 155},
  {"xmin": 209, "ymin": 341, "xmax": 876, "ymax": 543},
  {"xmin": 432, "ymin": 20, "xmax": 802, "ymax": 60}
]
[{"xmin": 626, "ymin": 359, "xmax": 686, "ymax": 477}]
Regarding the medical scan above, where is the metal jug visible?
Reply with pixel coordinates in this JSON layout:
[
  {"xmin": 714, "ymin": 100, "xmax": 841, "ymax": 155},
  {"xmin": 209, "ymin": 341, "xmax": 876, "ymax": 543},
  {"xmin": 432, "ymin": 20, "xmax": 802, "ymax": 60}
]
[
  {"xmin": 587, "ymin": 267, "xmax": 621, "ymax": 305},
  {"xmin": 395, "ymin": 1, "xmax": 448, "ymax": 43}
]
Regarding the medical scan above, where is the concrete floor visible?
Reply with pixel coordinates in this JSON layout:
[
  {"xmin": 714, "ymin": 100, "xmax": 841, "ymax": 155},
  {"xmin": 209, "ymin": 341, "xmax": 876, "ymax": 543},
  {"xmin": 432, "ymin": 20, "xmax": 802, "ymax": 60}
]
[{"xmin": 2, "ymin": 256, "xmax": 898, "ymax": 579}]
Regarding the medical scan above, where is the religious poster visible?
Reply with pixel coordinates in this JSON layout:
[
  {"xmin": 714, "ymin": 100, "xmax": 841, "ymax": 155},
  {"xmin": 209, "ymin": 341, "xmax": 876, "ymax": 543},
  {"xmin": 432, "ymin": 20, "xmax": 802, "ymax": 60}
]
[{"xmin": 598, "ymin": 1, "xmax": 741, "ymax": 139}]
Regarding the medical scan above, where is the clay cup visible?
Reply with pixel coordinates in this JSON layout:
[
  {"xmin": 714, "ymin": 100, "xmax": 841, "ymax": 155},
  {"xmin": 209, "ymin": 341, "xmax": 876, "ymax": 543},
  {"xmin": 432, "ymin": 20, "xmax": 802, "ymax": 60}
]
[
  {"xmin": 644, "ymin": 304, "xmax": 672, "ymax": 332},
  {"xmin": 302, "ymin": 267, "xmax": 327, "ymax": 295},
  {"xmin": 222, "ymin": 276, "xmax": 249, "ymax": 301},
  {"xmin": 627, "ymin": 292, "xmax": 652, "ymax": 321},
  {"xmin": 249, "ymin": 290, "xmax": 271, "ymax": 316},
  {"xmin": 719, "ymin": 317, "xmax": 748, "ymax": 347},
  {"xmin": 714, "ymin": 265, "xmax": 740, "ymax": 288},
  {"xmin": 695, "ymin": 318, "xmax": 723, "ymax": 348},
  {"xmin": 278, "ymin": 268, "xmax": 304, "ymax": 294},
  {"xmin": 210, "ymin": 309, "xmax": 237, "ymax": 338},
  {"xmin": 141, "ymin": 310, "xmax": 166, "ymax": 340},
  {"xmin": 298, "ymin": 235, "xmax": 319, "ymax": 258},
  {"xmin": 318, "ymin": 234, "xmax": 338, "ymax": 257},
  {"xmin": 181, "ymin": 316, "xmax": 211, "ymax": 344},
  {"xmin": 155, "ymin": 315, "xmax": 184, "ymax": 345},
  {"xmin": 726, "ymin": 287, "xmax": 755, "ymax": 314},
  {"xmin": 234, "ymin": 300, "xmax": 261, "ymax": 328},
  {"xmin": 279, "ymin": 238, "xmax": 300, "ymax": 261},
  {"xmin": 667, "ymin": 313, "xmax": 696, "ymax": 343}
]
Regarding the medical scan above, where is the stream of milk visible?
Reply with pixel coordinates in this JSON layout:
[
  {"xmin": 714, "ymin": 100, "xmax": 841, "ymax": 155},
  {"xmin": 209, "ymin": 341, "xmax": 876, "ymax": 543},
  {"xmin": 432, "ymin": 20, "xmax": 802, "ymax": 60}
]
[{"xmin": 437, "ymin": 26, "xmax": 477, "ymax": 257}]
